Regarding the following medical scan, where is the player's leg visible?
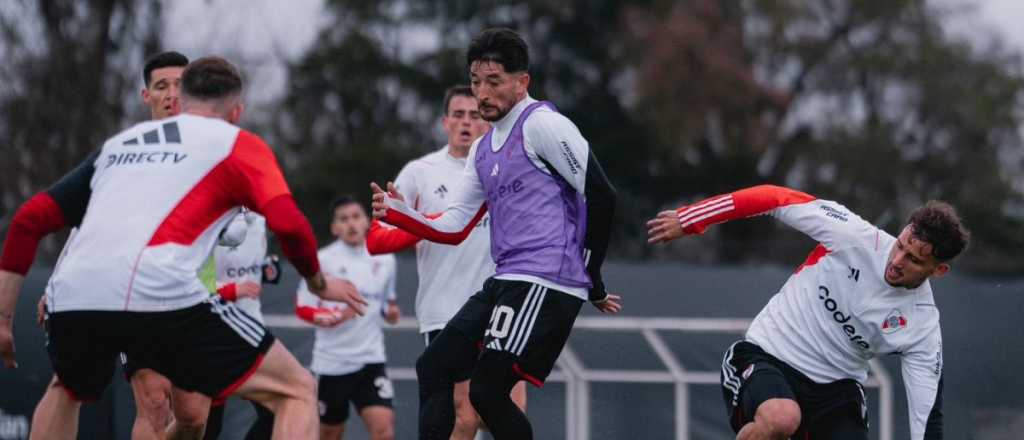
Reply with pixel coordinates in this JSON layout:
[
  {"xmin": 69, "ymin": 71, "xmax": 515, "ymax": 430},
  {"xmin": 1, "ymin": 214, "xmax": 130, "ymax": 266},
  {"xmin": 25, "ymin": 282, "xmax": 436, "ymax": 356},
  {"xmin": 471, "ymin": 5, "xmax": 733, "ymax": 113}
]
[
  {"xmin": 242, "ymin": 401, "xmax": 275, "ymax": 440},
  {"xmin": 452, "ymin": 375, "xmax": 527, "ymax": 439},
  {"xmin": 129, "ymin": 368, "xmax": 174, "ymax": 440},
  {"xmin": 317, "ymin": 372, "xmax": 353, "ymax": 440},
  {"xmin": 233, "ymin": 341, "xmax": 318, "ymax": 439},
  {"xmin": 145, "ymin": 300, "xmax": 316, "ymax": 439},
  {"xmin": 352, "ymin": 364, "xmax": 395, "ymax": 440},
  {"xmin": 37, "ymin": 311, "xmax": 119, "ymax": 440},
  {"xmin": 417, "ymin": 284, "xmax": 497, "ymax": 440},
  {"xmin": 29, "ymin": 376, "xmax": 80, "ymax": 440},
  {"xmin": 450, "ymin": 380, "xmax": 479, "ymax": 440},
  {"xmin": 509, "ymin": 381, "xmax": 527, "ymax": 413},
  {"xmin": 359, "ymin": 406, "xmax": 395, "ymax": 440},
  {"xmin": 468, "ymin": 351, "xmax": 530, "ymax": 440},
  {"xmin": 468, "ymin": 281, "xmax": 584, "ymax": 440},
  {"xmin": 193, "ymin": 397, "xmax": 224, "ymax": 440},
  {"xmin": 720, "ymin": 343, "xmax": 800, "ymax": 440}
]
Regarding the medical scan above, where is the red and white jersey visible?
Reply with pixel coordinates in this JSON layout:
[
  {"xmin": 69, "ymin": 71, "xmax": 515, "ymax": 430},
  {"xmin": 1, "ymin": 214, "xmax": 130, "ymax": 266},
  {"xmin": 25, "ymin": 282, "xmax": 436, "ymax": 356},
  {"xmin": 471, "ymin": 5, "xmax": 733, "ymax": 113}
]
[
  {"xmin": 677, "ymin": 185, "xmax": 943, "ymax": 440},
  {"xmin": 214, "ymin": 211, "xmax": 267, "ymax": 323},
  {"xmin": 390, "ymin": 146, "xmax": 495, "ymax": 333},
  {"xmin": 296, "ymin": 241, "xmax": 396, "ymax": 376},
  {"xmin": 45, "ymin": 114, "xmax": 292, "ymax": 313}
]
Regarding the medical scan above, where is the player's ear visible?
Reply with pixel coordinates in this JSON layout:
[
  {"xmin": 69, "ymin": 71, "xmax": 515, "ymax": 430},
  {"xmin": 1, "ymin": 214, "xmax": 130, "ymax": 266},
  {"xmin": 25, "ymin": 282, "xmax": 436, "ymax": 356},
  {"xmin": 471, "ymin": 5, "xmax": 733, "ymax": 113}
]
[
  {"xmin": 517, "ymin": 72, "xmax": 530, "ymax": 93},
  {"xmin": 932, "ymin": 263, "xmax": 950, "ymax": 278},
  {"xmin": 141, "ymin": 87, "xmax": 150, "ymax": 102},
  {"xmin": 229, "ymin": 102, "xmax": 245, "ymax": 124}
]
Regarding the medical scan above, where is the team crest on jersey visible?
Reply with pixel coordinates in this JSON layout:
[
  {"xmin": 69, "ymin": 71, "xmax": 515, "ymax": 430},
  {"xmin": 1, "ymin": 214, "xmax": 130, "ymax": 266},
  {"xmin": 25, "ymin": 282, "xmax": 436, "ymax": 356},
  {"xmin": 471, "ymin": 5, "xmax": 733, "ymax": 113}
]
[{"xmin": 881, "ymin": 309, "xmax": 907, "ymax": 334}]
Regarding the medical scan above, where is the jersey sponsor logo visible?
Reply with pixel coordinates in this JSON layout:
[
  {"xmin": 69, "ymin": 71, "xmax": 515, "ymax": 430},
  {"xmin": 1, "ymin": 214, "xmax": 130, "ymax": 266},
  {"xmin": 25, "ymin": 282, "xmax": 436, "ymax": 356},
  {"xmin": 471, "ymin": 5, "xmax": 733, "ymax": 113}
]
[
  {"xmin": 819, "ymin": 205, "xmax": 849, "ymax": 222},
  {"xmin": 818, "ymin": 285, "xmax": 870, "ymax": 350},
  {"xmin": 226, "ymin": 264, "xmax": 263, "ymax": 278},
  {"xmin": 880, "ymin": 309, "xmax": 907, "ymax": 334},
  {"xmin": 559, "ymin": 140, "xmax": 581, "ymax": 175},
  {"xmin": 104, "ymin": 151, "xmax": 188, "ymax": 169},
  {"xmin": 489, "ymin": 179, "xmax": 525, "ymax": 200}
]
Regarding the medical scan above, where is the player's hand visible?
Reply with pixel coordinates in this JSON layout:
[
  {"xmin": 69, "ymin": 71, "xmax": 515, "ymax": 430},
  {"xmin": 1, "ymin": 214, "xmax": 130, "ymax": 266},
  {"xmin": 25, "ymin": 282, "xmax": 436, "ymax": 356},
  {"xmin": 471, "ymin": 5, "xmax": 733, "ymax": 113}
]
[
  {"xmin": 0, "ymin": 324, "xmax": 16, "ymax": 368},
  {"xmin": 36, "ymin": 295, "xmax": 46, "ymax": 328},
  {"xmin": 370, "ymin": 181, "xmax": 404, "ymax": 220},
  {"xmin": 591, "ymin": 294, "xmax": 622, "ymax": 314},
  {"xmin": 235, "ymin": 282, "xmax": 262, "ymax": 299},
  {"xmin": 312, "ymin": 310, "xmax": 346, "ymax": 327},
  {"xmin": 320, "ymin": 278, "xmax": 369, "ymax": 316},
  {"xmin": 646, "ymin": 210, "xmax": 685, "ymax": 244},
  {"xmin": 385, "ymin": 303, "xmax": 401, "ymax": 325}
]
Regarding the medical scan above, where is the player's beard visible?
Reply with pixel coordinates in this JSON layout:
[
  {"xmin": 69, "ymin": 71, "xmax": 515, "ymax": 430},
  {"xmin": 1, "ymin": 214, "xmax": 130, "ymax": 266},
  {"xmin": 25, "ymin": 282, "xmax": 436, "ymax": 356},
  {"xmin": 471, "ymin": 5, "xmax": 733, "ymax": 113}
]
[{"xmin": 481, "ymin": 102, "xmax": 511, "ymax": 122}]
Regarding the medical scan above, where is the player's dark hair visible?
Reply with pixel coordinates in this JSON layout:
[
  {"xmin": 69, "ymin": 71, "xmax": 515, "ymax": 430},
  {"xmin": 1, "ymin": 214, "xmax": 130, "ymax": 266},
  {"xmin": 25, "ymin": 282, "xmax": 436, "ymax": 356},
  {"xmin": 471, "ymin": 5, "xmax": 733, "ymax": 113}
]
[
  {"xmin": 467, "ymin": 28, "xmax": 529, "ymax": 73},
  {"xmin": 181, "ymin": 56, "xmax": 243, "ymax": 100},
  {"xmin": 143, "ymin": 51, "xmax": 189, "ymax": 86},
  {"xmin": 442, "ymin": 85, "xmax": 475, "ymax": 115},
  {"xmin": 907, "ymin": 201, "xmax": 970, "ymax": 262},
  {"xmin": 330, "ymin": 195, "xmax": 361, "ymax": 214}
]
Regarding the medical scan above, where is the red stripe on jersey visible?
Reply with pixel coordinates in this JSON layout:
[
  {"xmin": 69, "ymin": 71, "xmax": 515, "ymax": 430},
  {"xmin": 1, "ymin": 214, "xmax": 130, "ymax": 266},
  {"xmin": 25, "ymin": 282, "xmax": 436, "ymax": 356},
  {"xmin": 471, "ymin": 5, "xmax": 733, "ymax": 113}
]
[
  {"xmin": 148, "ymin": 131, "xmax": 291, "ymax": 247},
  {"xmin": 0, "ymin": 192, "xmax": 67, "ymax": 275},
  {"xmin": 795, "ymin": 244, "xmax": 830, "ymax": 274},
  {"xmin": 675, "ymin": 185, "xmax": 816, "ymax": 235},
  {"xmin": 382, "ymin": 204, "xmax": 487, "ymax": 245}
]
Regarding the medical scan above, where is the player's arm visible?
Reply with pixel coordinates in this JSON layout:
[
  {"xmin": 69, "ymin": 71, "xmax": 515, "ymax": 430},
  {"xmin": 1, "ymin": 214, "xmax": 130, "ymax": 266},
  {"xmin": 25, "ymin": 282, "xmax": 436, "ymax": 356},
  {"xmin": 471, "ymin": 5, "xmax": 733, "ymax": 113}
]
[
  {"xmin": 383, "ymin": 256, "xmax": 400, "ymax": 324},
  {"xmin": 294, "ymin": 279, "xmax": 345, "ymax": 327},
  {"xmin": 525, "ymin": 112, "xmax": 619, "ymax": 306},
  {"xmin": 647, "ymin": 184, "xmax": 875, "ymax": 250},
  {"xmin": 0, "ymin": 148, "xmax": 100, "ymax": 367},
  {"xmin": 901, "ymin": 325, "xmax": 944, "ymax": 440},
  {"xmin": 366, "ymin": 220, "xmax": 422, "ymax": 254},
  {"xmin": 372, "ymin": 142, "xmax": 488, "ymax": 245},
  {"xmin": 223, "ymin": 131, "xmax": 367, "ymax": 313}
]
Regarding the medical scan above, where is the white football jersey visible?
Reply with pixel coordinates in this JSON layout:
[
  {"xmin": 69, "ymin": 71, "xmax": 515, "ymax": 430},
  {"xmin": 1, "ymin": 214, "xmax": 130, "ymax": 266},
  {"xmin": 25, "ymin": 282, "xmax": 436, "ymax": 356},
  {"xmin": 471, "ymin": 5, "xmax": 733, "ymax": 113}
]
[
  {"xmin": 214, "ymin": 211, "xmax": 267, "ymax": 323},
  {"xmin": 296, "ymin": 241, "xmax": 396, "ymax": 375},
  {"xmin": 46, "ymin": 114, "xmax": 291, "ymax": 312},
  {"xmin": 677, "ymin": 186, "xmax": 943, "ymax": 440},
  {"xmin": 393, "ymin": 147, "xmax": 495, "ymax": 333}
]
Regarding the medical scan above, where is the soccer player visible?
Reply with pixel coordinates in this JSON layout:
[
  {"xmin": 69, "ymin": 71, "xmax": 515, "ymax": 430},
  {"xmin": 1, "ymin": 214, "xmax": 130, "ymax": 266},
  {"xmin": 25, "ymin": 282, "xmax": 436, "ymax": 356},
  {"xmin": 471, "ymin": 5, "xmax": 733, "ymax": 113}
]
[
  {"xmin": 371, "ymin": 28, "xmax": 621, "ymax": 439},
  {"xmin": 366, "ymin": 84, "xmax": 527, "ymax": 439},
  {"xmin": 646, "ymin": 185, "xmax": 959, "ymax": 440},
  {"xmin": 0, "ymin": 56, "xmax": 368, "ymax": 440},
  {"xmin": 201, "ymin": 209, "xmax": 279, "ymax": 440},
  {"xmin": 27, "ymin": 50, "xmax": 214, "ymax": 440},
  {"xmin": 296, "ymin": 196, "xmax": 399, "ymax": 440}
]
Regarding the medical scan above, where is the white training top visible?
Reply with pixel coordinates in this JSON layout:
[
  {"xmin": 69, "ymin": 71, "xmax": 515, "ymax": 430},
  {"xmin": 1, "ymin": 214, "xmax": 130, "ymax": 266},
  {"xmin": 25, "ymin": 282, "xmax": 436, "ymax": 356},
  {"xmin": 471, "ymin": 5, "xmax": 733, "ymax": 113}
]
[
  {"xmin": 296, "ymin": 241, "xmax": 396, "ymax": 376},
  {"xmin": 393, "ymin": 147, "xmax": 496, "ymax": 333},
  {"xmin": 681, "ymin": 186, "xmax": 943, "ymax": 440}
]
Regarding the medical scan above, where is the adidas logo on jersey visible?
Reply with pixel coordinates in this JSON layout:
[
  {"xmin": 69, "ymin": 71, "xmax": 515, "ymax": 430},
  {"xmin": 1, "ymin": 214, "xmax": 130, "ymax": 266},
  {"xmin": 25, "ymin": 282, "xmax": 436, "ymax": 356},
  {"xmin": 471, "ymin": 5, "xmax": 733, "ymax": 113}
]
[{"xmin": 490, "ymin": 163, "xmax": 500, "ymax": 177}]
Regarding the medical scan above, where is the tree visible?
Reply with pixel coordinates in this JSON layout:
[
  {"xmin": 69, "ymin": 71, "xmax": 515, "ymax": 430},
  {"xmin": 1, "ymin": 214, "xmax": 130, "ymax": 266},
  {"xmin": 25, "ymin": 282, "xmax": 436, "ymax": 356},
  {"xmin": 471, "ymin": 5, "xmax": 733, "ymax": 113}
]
[
  {"xmin": 0, "ymin": 0, "xmax": 164, "ymax": 256},
  {"xmin": 276, "ymin": 0, "xmax": 1024, "ymax": 272}
]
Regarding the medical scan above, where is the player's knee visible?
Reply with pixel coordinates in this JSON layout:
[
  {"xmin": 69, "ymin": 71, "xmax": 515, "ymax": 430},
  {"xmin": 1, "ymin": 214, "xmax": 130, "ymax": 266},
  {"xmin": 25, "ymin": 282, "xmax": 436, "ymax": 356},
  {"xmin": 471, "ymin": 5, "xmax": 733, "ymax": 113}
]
[
  {"xmin": 369, "ymin": 423, "xmax": 394, "ymax": 440},
  {"xmin": 291, "ymin": 368, "xmax": 318, "ymax": 403},
  {"xmin": 173, "ymin": 402, "xmax": 208, "ymax": 430},
  {"xmin": 756, "ymin": 399, "xmax": 801, "ymax": 436}
]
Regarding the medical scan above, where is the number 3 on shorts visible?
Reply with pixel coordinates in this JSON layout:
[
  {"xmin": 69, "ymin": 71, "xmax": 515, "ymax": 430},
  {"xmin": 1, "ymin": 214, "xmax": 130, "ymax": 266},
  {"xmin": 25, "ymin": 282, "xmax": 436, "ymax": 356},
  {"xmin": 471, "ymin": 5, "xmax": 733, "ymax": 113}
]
[
  {"xmin": 375, "ymin": 376, "xmax": 394, "ymax": 399},
  {"xmin": 486, "ymin": 305, "xmax": 515, "ymax": 339}
]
